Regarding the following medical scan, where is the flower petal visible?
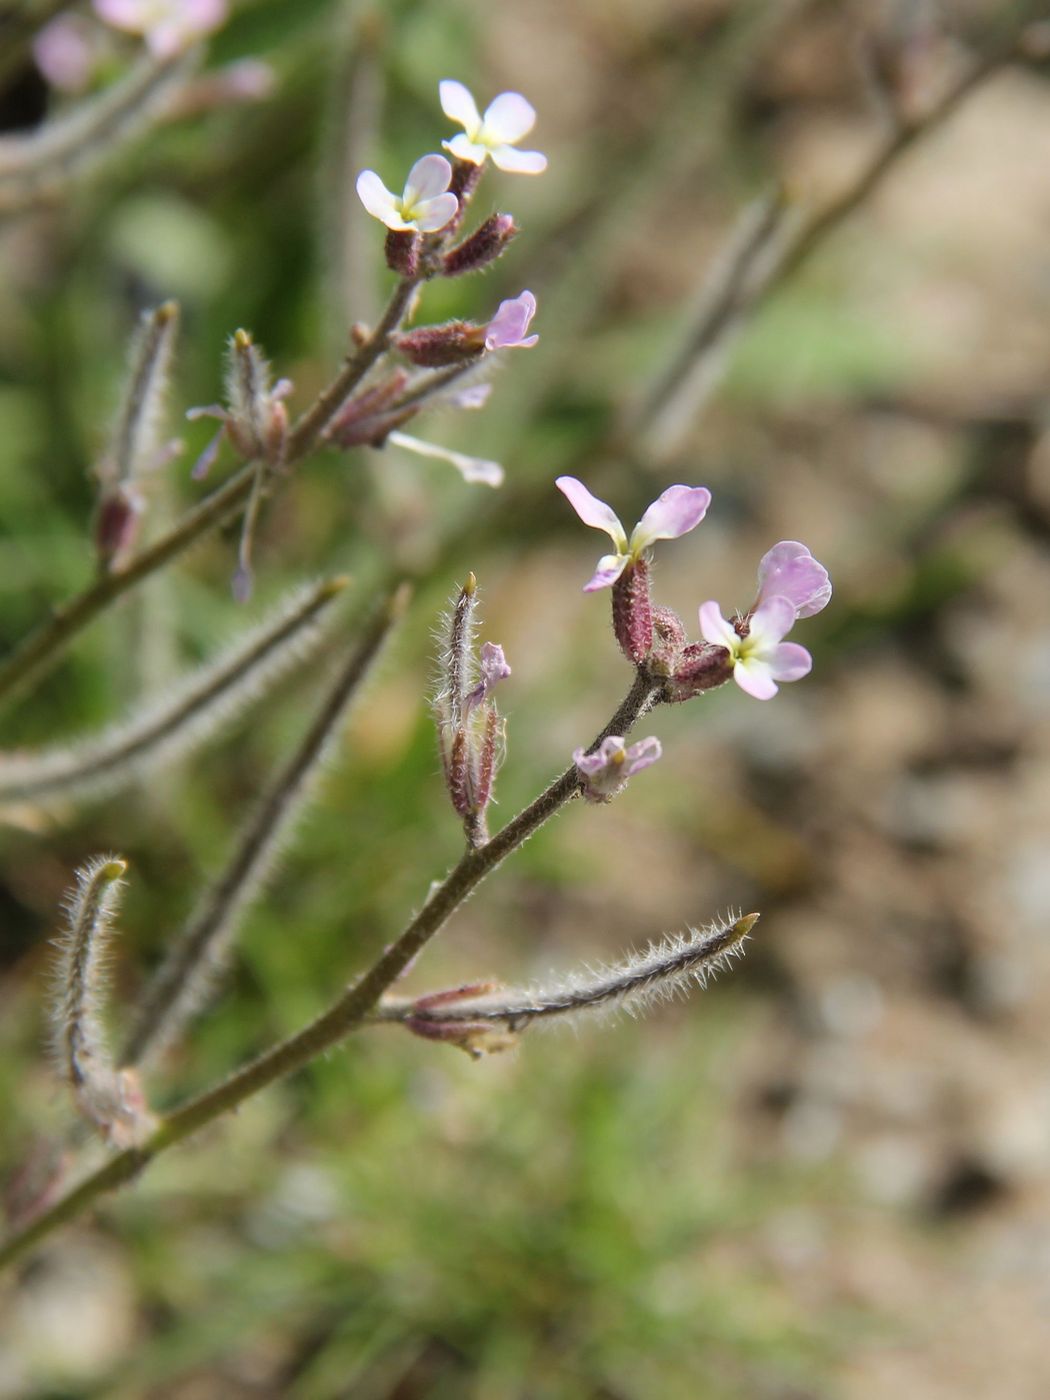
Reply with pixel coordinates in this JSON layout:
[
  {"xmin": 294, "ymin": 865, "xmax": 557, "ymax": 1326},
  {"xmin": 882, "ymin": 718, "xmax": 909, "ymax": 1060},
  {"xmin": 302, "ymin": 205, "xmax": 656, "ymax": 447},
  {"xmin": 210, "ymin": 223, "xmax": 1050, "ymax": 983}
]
[
  {"xmin": 756, "ymin": 540, "xmax": 832, "ymax": 619},
  {"xmin": 733, "ymin": 658, "xmax": 778, "ymax": 700},
  {"xmin": 484, "ymin": 290, "xmax": 537, "ymax": 349},
  {"xmin": 356, "ymin": 169, "xmax": 403, "ymax": 227},
  {"xmin": 555, "ymin": 476, "xmax": 627, "ymax": 547},
  {"xmin": 387, "ymin": 431, "xmax": 504, "ymax": 487},
  {"xmin": 583, "ymin": 553, "xmax": 629, "ymax": 592},
  {"xmin": 443, "ymin": 134, "xmax": 488, "ymax": 165},
  {"xmin": 768, "ymin": 642, "xmax": 812, "ymax": 683},
  {"xmin": 489, "ymin": 145, "xmax": 548, "ymax": 174},
  {"xmin": 631, "ymin": 484, "xmax": 711, "ymax": 553},
  {"xmin": 403, "ymin": 153, "xmax": 452, "ymax": 205},
  {"xmin": 412, "ymin": 193, "xmax": 459, "ymax": 232},
  {"xmin": 747, "ymin": 595, "xmax": 796, "ymax": 648},
  {"xmin": 439, "ymin": 79, "xmax": 481, "ymax": 137},
  {"xmin": 698, "ymin": 601, "xmax": 737, "ymax": 650},
  {"xmin": 623, "ymin": 736, "xmax": 662, "ymax": 776},
  {"xmin": 482, "ymin": 92, "xmax": 536, "ymax": 144}
]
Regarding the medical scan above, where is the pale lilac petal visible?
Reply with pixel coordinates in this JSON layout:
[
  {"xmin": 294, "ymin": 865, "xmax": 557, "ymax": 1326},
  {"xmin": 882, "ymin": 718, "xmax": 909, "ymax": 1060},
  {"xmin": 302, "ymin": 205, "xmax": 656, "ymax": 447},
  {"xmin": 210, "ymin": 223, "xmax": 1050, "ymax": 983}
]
[
  {"xmin": 403, "ymin": 153, "xmax": 452, "ymax": 205},
  {"xmin": 479, "ymin": 641, "xmax": 511, "ymax": 688},
  {"xmin": 583, "ymin": 553, "xmax": 629, "ymax": 592},
  {"xmin": 747, "ymin": 595, "xmax": 796, "ymax": 648},
  {"xmin": 698, "ymin": 601, "xmax": 737, "ymax": 650},
  {"xmin": 489, "ymin": 145, "xmax": 548, "ymax": 174},
  {"xmin": 555, "ymin": 477, "xmax": 627, "ymax": 548},
  {"xmin": 356, "ymin": 170, "xmax": 404, "ymax": 228},
  {"xmin": 412, "ymin": 193, "xmax": 459, "ymax": 232},
  {"xmin": 34, "ymin": 18, "xmax": 95, "ymax": 92},
  {"xmin": 443, "ymin": 134, "xmax": 488, "ymax": 165},
  {"xmin": 756, "ymin": 541, "xmax": 832, "ymax": 619},
  {"xmin": 622, "ymin": 736, "xmax": 662, "ymax": 776},
  {"xmin": 631, "ymin": 484, "xmax": 711, "ymax": 553},
  {"xmin": 481, "ymin": 92, "xmax": 536, "ymax": 144},
  {"xmin": 733, "ymin": 659, "xmax": 778, "ymax": 700},
  {"xmin": 484, "ymin": 291, "xmax": 537, "ymax": 350},
  {"xmin": 386, "ymin": 431, "xmax": 503, "ymax": 487},
  {"xmin": 573, "ymin": 736, "xmax": 626, "ymax": 776},
  {"xmin": 439, "ymin": 79, "xmax": 481, "ymax": 137},
  {"xmin": 768, "ymin": 642, "xmax": 812, "ymax": 683},
  {"xmin": 450, "ymin": 383, "xmax": 492, "ymax": 410}
]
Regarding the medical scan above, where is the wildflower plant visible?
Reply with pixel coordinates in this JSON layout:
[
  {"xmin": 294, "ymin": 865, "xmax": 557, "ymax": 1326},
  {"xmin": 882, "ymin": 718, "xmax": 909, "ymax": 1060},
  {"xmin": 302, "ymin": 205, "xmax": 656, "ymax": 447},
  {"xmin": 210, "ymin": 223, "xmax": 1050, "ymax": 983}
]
[{"xmin": 19, "ymin": 0, "xmax": 1004, "ymax": 1275}]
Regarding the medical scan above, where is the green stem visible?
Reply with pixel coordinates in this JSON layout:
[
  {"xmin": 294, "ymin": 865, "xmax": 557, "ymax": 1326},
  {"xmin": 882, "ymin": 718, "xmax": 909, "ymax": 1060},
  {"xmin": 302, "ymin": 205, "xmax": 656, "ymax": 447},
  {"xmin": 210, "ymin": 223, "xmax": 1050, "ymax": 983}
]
[{"xmin": 0, "ymin": 670, "xmax": 658, "ymax": 1273}]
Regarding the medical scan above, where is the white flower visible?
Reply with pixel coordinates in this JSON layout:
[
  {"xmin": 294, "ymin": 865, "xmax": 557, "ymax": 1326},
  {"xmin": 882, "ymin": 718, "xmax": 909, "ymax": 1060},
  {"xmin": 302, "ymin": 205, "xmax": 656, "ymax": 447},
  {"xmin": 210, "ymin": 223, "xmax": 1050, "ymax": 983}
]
[
  {"xmin": 439, "ymin": 80, "xmax": 547, "ymax": 173},
  {"xmin": 356, "ymin": 154, "xmax": 459, "ymax": 233}
]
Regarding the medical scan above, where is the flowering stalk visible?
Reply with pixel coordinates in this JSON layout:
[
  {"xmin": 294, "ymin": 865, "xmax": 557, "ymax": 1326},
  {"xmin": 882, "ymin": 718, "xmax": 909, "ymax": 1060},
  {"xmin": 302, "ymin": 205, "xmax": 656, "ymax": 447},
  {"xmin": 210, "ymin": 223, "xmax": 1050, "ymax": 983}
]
[{"xmin": 0, "ymin": 671, "xmax": 659, "ymax": 1273}]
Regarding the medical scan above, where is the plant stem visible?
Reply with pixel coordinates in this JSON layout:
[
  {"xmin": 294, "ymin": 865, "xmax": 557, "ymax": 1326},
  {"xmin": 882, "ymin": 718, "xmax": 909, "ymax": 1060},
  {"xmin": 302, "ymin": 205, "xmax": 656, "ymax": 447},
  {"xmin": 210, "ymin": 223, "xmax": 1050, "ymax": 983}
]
[
  {"xmin": 0, "ymin": 277, "xmax": 419, "ymax": 712},
  {"xmin": 0, "ymin": 670, "xmax": 659, "ymax": 1273}
]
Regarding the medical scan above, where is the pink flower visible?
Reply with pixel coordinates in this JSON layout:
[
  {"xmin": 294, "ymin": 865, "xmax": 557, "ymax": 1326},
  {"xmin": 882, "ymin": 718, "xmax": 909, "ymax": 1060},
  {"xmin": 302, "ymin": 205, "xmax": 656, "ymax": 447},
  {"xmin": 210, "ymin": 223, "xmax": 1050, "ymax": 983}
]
[
  {"xmin": 699, "ymin": 596, "xmax": 813, "ymax": 701},
  {"xmin": 33, "ymin": 16, "xmax": 99, "ymax": 92},
  {"xmin": 574, "ymin": 736, "xmax": 662, "ymax": 803},
  {"xmin": 356, "ymin": 155, "xmax": 458, "ymax": 233},
  {"xmin": 556, "ymin": 476, "xmax": 711, "ymax": 592},
  {"xmin": 439, "ymin": 80, "xmax": 547, "ymax": 173},
  {"xmin": 94, "ymin": 0, "xmax": 227, "ymax": 58},
  {"xmin": 484, "ymin": 291, "xmax": 538, "ymax": 350},
  {"xmin": 754, "ymin": 541, "xmax": 831, "ymax": 620}
]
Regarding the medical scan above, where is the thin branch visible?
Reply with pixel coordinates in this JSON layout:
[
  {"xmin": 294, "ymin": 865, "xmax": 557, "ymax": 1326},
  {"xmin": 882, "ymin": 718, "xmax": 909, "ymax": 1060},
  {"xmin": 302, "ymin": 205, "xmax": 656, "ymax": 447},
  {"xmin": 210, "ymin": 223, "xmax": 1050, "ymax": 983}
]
[
  {"xmin": 0, "ymin": 276, "xmax": 420, "ymax": 710},
  {"xmin": 630, "ymin": 32, "xmax": 1028, "ymax": 459},
  {"xmin": 121, "ymin": 583, "xmax": 411, "ymax": 1069},
  {"xmin": 0, "ymin": 670, "xmax": 659, "ymax": 1272}
]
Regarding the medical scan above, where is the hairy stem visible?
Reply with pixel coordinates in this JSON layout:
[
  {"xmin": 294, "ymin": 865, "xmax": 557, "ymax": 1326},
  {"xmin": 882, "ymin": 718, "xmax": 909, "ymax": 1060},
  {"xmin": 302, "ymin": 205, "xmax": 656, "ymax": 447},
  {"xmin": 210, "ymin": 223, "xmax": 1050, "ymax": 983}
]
[
  {"xmin": 0, "ymin": 670, "xmax": 658, "ymax": 1272},
  {"xmin": 0, "ymin": 277, "xmax": 419, "ymax": 710}
]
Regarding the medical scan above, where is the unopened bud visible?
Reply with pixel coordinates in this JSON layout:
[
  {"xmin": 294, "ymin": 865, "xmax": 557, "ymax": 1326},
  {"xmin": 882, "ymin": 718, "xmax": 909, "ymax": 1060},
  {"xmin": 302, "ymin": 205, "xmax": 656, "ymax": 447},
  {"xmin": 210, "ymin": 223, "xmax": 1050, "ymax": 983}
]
[
  {"xmin": 447, "ymin": 158, "xmax": 484, "ymax": 222},
  {"xmin": 95, "ymin": 485, "xmax": 144, "ymax": 570},
  {"xmin": 442, "ymin": 213, "xmax": 519, "ymax": 277},
  {"xmin": 385, "ymin": 229, "xmax": 420, "ymax": 277},
  {"xmin": 395, "ymin": 322, "xmax": 486, "ymax": 368},
  {"xmin": 649, "ymin": 606, "xmax": 687, "ymax": 676},
  {"xmin": 611, "ymin": 558, "xmax": 653, "ymax": 665}
]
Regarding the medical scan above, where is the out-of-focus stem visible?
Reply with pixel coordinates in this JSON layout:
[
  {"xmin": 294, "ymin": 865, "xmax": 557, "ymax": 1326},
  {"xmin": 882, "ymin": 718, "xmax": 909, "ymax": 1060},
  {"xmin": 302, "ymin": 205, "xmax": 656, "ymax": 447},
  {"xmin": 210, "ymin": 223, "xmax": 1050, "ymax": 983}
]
[
  {"xmin": 0, "ymin": 276, "xmax": 420, "ymax": 710},
  {"xmin": 0, "ymin": 671, "xmax": 659, "ymax": 1272}
]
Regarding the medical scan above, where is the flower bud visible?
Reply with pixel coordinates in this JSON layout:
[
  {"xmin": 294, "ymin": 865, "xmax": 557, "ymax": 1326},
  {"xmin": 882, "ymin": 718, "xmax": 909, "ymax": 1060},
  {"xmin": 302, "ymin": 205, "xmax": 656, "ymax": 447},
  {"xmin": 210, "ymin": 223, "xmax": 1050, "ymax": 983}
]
[
  {"xmin": 648, "ymin": 605, "xmax": 687, "ymax": 676},
  {"xmin": 442, "ymin": 213, "xmax": 519, "ymax": 277},
  {"xmin": 95, "ymin": 484, "xmax": 144, "ymax": 571}
]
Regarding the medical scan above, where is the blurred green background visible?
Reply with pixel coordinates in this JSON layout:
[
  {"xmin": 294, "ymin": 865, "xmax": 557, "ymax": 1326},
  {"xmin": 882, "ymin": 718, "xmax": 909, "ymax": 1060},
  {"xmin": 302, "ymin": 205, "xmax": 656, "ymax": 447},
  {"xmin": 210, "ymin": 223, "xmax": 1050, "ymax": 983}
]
[{"xmin": 2, "ymin": 1, "xmax": 1050, "ymax": 1396}]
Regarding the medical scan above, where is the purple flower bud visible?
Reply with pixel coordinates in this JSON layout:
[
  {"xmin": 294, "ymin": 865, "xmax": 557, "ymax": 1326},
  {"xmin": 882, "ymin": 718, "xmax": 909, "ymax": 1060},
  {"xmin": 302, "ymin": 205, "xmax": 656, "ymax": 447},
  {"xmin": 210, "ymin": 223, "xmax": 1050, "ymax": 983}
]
[
  {"xmin": 754, "ymin": 541, "xmax": 832, "ymax": 620},
  {"xmin": 95, "ymin": 485, "xmax": 144, "ymax": 570},
  {"xmin": 649, "ymin": 605, "xmax": 688, "ymax": 676},
  {"xmin": 442, "ymin": 213, "xmax": 519, "ymax": 277},
  {"xmin": 394, "ymin": 322, "xmax": 486, "ymax": 368},
  {"xmin": 574, "ymin": 735, "xmax": 662, "ymax": 804},
  {"xmin": 465, "ymin": 641, "xmax": 512, "ymax": 712}
]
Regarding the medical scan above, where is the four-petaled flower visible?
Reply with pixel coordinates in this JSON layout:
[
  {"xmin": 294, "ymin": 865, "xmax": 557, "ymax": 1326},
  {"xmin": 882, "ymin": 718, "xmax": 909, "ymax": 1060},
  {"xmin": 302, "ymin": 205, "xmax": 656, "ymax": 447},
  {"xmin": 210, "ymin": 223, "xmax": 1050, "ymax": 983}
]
[
  {"xmin": 356, "ymin": 154, "xmax": 459, "ymax": 233},
  {"xmin": 485, "ymin": 291, "xmax": 538, "ymax": 350},
  {"xmin": 699, "ymin": 596, "xmax": 814, "ymax": 701},
  {"xmin": 574, "ymin": 736, "xmax": 662, "ymax": 803},
  {"xmin": 754, "ymin": 540, "xmax": 832, "ymax": 620},
  {"xmin": 439, "ymin": 80, "xmax": 547, "ymax": 173},
  {"xmin": 556, "ymin": 476, "xmax": 711, "ymax": 592},
  {"xmin": 94, "ymin": 0, "xmax": 227, "ymax": 58}
]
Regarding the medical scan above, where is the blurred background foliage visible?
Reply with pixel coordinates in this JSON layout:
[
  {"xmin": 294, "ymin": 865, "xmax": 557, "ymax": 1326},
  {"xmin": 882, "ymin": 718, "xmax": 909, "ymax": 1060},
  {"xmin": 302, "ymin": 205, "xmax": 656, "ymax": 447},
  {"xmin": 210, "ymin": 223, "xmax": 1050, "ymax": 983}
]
[{"xmin": 2, "ymin": 0, "xmax": 1050, "ymax": 1395}]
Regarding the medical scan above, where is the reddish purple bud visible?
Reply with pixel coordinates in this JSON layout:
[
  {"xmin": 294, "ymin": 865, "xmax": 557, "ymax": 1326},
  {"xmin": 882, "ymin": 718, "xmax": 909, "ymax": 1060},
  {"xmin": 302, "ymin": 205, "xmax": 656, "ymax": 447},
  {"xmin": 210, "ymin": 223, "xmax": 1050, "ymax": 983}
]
[
  {"xmin": 612, "ymin": 557, "xmax": 653, "ymax": 664},
  {"xmin": 394, "ymin": 322, "xmax": 486, "ymax": 368},
  {"xmin": 649, "ymin": 605, "xmax": 687, "ymax": 676},
  {"xmin": 442, "ymin": 213, "xmax": 519, "ymax": 277},
  {"xmin": 413, "ymin": 981, "xmax": 502, "ymax": 1011},
  {"xmin": 385, "ymin": 228, "xmax": 420, "ymax": 277},
  {"xmin": 664, "ymin": 642, "xmax": 734, "ymax": 703},
  {"xmin": 95, "ymin": 485, "xmax": 144, "ymax": 570},
  {"xmin": 447, "ymin": 157, "xmax": 484, "ymax": 218},
  {"xmin": 403, "ymin": 1015, "xmax": 516, "ymax": 1059}
]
